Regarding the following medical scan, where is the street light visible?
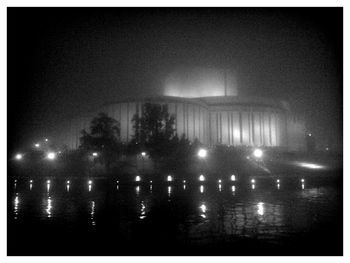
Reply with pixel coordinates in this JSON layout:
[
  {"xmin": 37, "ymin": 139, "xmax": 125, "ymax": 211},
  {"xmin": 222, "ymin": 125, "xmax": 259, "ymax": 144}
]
[
  {"xmin": 47, "ymin": 152, "xmax": 56, "ymax": 160},
  {"xmin": 167, "ymin": 175, "xmax": 173, "ymax": 182},
  {"xmin": 15, "ymin": 153, "xmax": 23, "ymax": 160},
  {"xmin": 199, "ymin": 175, "xmax": 205, "ymax": 181},
  {"xmin": 197, "ymin": 148, "xmax": 207, "ymax": 158},
  {"xmin": 141, "ymin": 152, "xmax": 146, "ymax": 157},
  {"xmin": 253, "ymin": 148, "xmax": 263, "ymax": 159},
  {"xmin": 92, "ymin": 152, "xmax": 98, "ymax": 157},
  {"xmin": 34, "ymin": 143, "xmax": 40, "ymax": 148}
]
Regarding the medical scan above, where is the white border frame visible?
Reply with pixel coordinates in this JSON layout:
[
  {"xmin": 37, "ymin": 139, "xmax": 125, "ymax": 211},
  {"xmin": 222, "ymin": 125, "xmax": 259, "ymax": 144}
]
[{"xmin": 1, "ymin": 1, "xmax": 346, "ymax": 262}]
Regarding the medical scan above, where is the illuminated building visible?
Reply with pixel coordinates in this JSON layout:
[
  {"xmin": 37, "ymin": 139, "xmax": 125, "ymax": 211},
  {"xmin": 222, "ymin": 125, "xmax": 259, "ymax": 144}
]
[{"xmin": 58, "ymin": 68, "xmax": 306, "ymax": 151}]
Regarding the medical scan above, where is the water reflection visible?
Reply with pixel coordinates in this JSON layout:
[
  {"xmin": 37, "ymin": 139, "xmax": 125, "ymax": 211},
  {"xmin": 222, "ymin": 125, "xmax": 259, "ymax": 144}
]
[
  {"xmin": 251, "ymin": 184, "xmax": 255, "ymax": 190},
  {"xmin": 218, "ymin": 184, "xmax": 222, "ymax": 192},
  {"xmin": 231, "ymin": 185, "xmax": 236, "ymax": 195},
  {"xmin": 90, "ymin": 201, "xmax": 96, "ymax": 226},
  {"xmin": 302, "ymin": 183, "xmax": 305, "ymax": 190},
  {"xmin": 66, "ymin": 184, "xmax": 70, "ymax": 192},
  {"xmin": 257, "ymin": 202, "xmax": 264, "ymax": 216},
  {"xmin": 200, "ymin": 185, "xmax": 204, "ymax": 194},
  {"xmin": 47, "ymin": 182, "xmax": 50, "ymax": 193},
  {"xmin": 136, "ymin": 185, "xmax": 140, "ymax": 195},
  {"xmin": 139, "ymin": 201, "xmax": 146, "ymax": 220},
  {"xmin": 183, "ymin": 184, "xmax": 186, "ymax": 190},
  {"xmin": 30, "ymin": 183, "xmax": 33, "ymax": 191},
  {"xmin": 14, "ymin": 193, "xmax": 19, "ymax": 219},
  {"xmin": 199, "ymin": 203, "xmax": 207, "ymax": 218},
  {"xmin": 168, "ymin": 186, "xmax": 172, "ymax": 198},
  {"xmin": 277, "ymin": 183, "xmax": 280, "ymax": 190},
  {"xmin": 46, "ymin": 196, "xmax": 52, "ymax": 218}
]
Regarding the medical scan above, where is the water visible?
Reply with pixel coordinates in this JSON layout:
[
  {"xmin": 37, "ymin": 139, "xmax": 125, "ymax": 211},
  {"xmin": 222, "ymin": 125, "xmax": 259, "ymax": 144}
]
[{"xmin": 8, "ymin": 176, "xmax": 342, "ymax": 255}]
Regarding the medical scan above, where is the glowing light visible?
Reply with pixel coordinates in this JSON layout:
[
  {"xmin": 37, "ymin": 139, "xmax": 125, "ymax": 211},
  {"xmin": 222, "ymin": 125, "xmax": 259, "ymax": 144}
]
[
  {"xmin": 116, "ymin": 180, "xmax": 119, "ymax": 184},
  {"xmin": 231, "ymin": 185, "xmax": 236, "ymax": 193},
  {"xmin": 15, "ymin": 154, "xmax": 23, "ymax": 160},
  {"xmin": 150, "ymin": 180, "xmax": 152, "ymax": 184},
  {"xmin": 150, "ymin": 185, "xmax": 152, "ymax": 191},
  {"xmin": 88, "ymin": 180, "xmax": 92, "ymax": 185},
  {"xmin": 252, "ymin": 184, "xmax": 255, "ymax": 190},
  {"xmin": 302, "ymin": 183, "xmax": 305, "ymax": 190},
  {"xmin": 47, "ymin": 180, "xmax": 51, "ymax": 184},
  {"xmin": 253, "ymin": 148, "xmax": 263, "ymax": 158},
  {"xmin": 135, "ymin": 175, "xmax": 141, "ymax": 182},
  {"xmin": 136, "ymin": 185, "xmax": 140, "ymax": 195},
  {"xmin": 88, "ymin": 185, "xmax": 92, "ymax": 192},
  {"xmin": 167, "ymin": 175, "xmax": 173, "ymax": 182},
  {"xmin": 200, "ymin": 185, "xmax": 204, "ymax": 193},
  {"xmin": 277, "ymin": 183, "xmax": 280, "ymax": 190},
  {"xmin": 308, "ymin": 133, "xmax": 312, "ymax": 137},
  {"xmin": 326, "ymin": 147, "xmax": 329, "ymax": 151},
  {"xmin": 199, "ymin": 175, "xmax": 205, "ymax": 181},
  {"xmin": 301, "ymin": 178, "xmax": 305, "ymax": 183},
  {"xmin": 30, "ymin": 183, "xmax": 32, "ymax": 191},
  {"xmin": 230, "ymin": 175, "xmax": 236, "ymax": 181},
  {"xmin": 257, "ymin": 202, "xmax": 264, "ymax": 216},
  {"xmin": 66, "ymin": 184, "xmax": 70, "ymax": 192},
  {"xmin": 218, "ymin": 179, "xmax": 222, "ymax": 183},
  {"xmin": 66, "ymin": 180, "xmax": 70, "ymax": 184},
  {"xmin": 298, "ymin": 162, "xmax": 324, "ymax": 169},
  {"xmin": 30, "ymin": 179, "xmax": 33, "ymax": 183},
  {"xmin": 218, "ymin": 184, "xmax": 222, "ymax": 191},
  {"xmin": 251, "ymin": 179, "xmax": 255, "ymax": 184},
  {"xmin": 183, "ymin": 180, "xmax": 186, "ymax": 184},
  {"xmin": 197, "ymin": 148, "xmax": 207, "ymax": 158},
  {"xmin": 45, "ymin": 138, "xmax": 49, "ymax": 142},
  {"xmin": 183, "ymin": 184, "xmax": 186, "ymax": 190},
  {"xmin": 141, "ymin": 152, "xmax": 146, "ymax": 157},
  {"xmin": 276, "ymin": 179, "xmax": 280, "ymax": 183},
  {"xmin": 34, "ymin": 143, "xmax": 40, "ymax": 148},
  {"xmin": 92, "ymin": 152, "xmax": 98, "ymax": 157},
  {"xmin": 47, "ymin": 152, "xmax": 56, "ymax": 160}
]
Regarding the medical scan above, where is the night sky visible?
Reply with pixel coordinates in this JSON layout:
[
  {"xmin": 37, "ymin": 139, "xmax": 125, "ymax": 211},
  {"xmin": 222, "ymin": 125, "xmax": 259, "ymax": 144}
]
[{"xmin": 8, "ymin": 8, "xmax": 342, "ymax": 151}]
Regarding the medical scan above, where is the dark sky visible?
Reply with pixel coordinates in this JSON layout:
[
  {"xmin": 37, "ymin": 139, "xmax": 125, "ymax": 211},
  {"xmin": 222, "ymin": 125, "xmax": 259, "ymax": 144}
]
[{"xmin": 8, "ymin": 7, "xmax": 342, "ymax": 150}]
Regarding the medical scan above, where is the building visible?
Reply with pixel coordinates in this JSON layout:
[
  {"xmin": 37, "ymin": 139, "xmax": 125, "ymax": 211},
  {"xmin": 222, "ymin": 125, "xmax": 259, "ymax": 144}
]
[{"xmin": 58, "ymin": 68, "xmax": 306, "ymax": 151}]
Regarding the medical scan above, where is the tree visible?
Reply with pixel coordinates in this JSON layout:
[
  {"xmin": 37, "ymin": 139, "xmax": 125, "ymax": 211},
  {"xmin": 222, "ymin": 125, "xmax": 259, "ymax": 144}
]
[
  {"xmin": 131, "ymin": 103, "xmax": 176, "ymax": 159},
  {"xmin": 80, "ymin": 112, "xmax": 121, "ymax": 169}
]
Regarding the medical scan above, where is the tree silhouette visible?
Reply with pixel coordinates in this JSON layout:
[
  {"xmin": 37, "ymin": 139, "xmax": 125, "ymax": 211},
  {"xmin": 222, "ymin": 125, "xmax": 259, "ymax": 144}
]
[
  {"xmin": 131, "ymin": 103, "xmax": 176, "ymax": 159},
  {"xmin": 80, "ymin": 112, "xmax": 121, "ymax": 169}
]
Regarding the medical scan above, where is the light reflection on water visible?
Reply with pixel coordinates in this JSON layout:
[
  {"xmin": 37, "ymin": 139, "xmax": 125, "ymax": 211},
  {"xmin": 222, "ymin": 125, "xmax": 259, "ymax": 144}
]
[{"xmin": 9, "ymin": 179, "xmax": 341, "ymax": 248}]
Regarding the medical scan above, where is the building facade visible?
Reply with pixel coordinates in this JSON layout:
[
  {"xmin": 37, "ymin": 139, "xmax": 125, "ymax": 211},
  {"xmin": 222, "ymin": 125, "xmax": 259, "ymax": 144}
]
[{"xmin": 60, "ymin": 95, "xmax": 306, "ymax": 151}]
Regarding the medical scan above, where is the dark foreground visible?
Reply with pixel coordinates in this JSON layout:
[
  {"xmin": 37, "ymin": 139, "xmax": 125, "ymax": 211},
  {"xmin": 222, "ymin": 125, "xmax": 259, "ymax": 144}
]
[{"xmin": 8, "ymin": 174, "xmax": 342, "ymax": 256}]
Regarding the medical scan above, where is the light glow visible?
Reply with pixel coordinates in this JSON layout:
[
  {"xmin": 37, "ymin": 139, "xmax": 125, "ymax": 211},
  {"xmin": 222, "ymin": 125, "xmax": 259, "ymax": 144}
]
[
  {"xmin": 197, "ymin": 148, "xmax": 207, "ymax": 158},
  {"xmin": 218, "ymin": 179, "xmax": 222, "ymax": 183},
  {"xmin": 251, "ymin": 179, "xmax": 255, "ymax": 184},
  {"xmin": 141, "ymin": 152, "xmax": 146, "ymax": 157},
  {"xmin": 200, "ymin": 185, "xmax": 204, "ymax": 193},
  {"xmin": 230, "ymin": 175, "xmax": 236, "ymax": 181},
  {"xmin": 15, "ymin": 154, "xmax": 23, "ymax": 160},
  {"xmin": 199, "ymin": 175, "xmax": 205, "ymax": 181},
  {"xmin": 257, "ymin": 202, "xmax": 264, "ymax": 216},
  {"xmin": 135, "ymin": 175, "xmax": 141, "ymax": 182},
  {"xmin": 167, "ymin": 175, "xmax": 173, "ymax": 182},
  {"xmin": 92, "ymin": 152, "xmax": 98, "ymax": 157},
  {"xmin": 297, "ymin": 162, "xmax": 325, "ymax": 169},
  {"xmin": 253, "ymin": 148, "xmax": 263, "ymax": 158},
  {"xmin": 47, "ymin": 152, "xmax": 56, "ymax": 160},
  {"xmin": 34, "ymin": 143, "xmax": 40, "ymax": 148}
]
